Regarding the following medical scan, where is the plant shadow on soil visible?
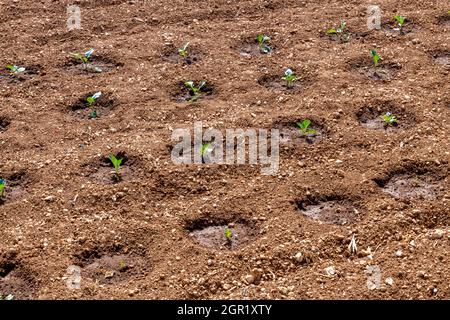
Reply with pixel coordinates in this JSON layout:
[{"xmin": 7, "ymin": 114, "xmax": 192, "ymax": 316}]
[
  {"xmin": 73, "ymin": 246, "xmax": 150, "ymax": 285},
  {"xmin": 349, "ymin": 57, "xmax": 401, "ymax": 81},
  {"xmin": 186, "ymin": 217, "xmax": 259, "ymax": 250},
  {"xmin": 356, "ymin": 101, "xmax": 415, "ymax": 132},
  {"xmin": 437, "ymin": 14, "xmax": 450, "ymax": 27},
  {"xmin": 295, "ymin": 194, "xmax": 363, "ymax": 226},
  {"xmin": 81, "ymin": 151, "xmax": 140, "ymax": 185},
  {"xmin": 62, "ymin": 55, "xmax": 122, "ymax": 74},
  {"xmin": 68, "ymin": 92, "xmax": 116, "ymax": 120},
  {"xmin": 374, "ymin": 162, "xmax": 448, "ymax": 200},
  {"xmin": 0, "ymin": 252, "xmax": 37, "ymax": 300}
]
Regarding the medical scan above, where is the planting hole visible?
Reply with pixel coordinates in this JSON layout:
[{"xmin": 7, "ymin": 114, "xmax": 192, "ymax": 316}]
[
  {"xmin": 430, "ymin": 50, "xmax": 450, "ymax": 67},
  {"xmin": 258, "ymin": 74, "xmax": 312, "ymax": 93},
  {"xmin": 68, "ymin": 92, "xmax": 115, "ymax": 119},
  {"xmin": 186, "ymin": 218, "xmax": 258, "ymax": 250},
  {"xmin": 296, "ymin": 197, "xmax": 362, "ymax": 225},
  {"xmin": 272, "ymin": 117, "xmax": 325, "ymax": 145},
  {"xmin": 161, "ymin": 44, "xmax": 201, "ymax": 65},
  {"xmin": 172, "ymin": 81, "xmax": 215, "ymax": 103},
  {"xmin": 63, "ymin": 55, "xmax": 122, "ymax": 74},
  {"xmin": 356, "ymin": 103, "xmax": 414, "ymax": 131},
  {"xmin": 0, "ymin": 253, "xmax": 36, "ymax": 300},
  {"xmin": 349, "ymin": 58, "xmax": 401, "ymax": 81},
  {"xmin": 376, "ymin": 173, "xmax": 446, "ymax": 200}
]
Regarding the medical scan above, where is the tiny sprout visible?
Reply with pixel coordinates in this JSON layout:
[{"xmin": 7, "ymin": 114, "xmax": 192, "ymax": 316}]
[
  {"xmin": 200, "ymin": 142, "xmax": 211, "ymax": 156},
  {"xmin": 118, "ymin": 260, "xmax": 127, "ymax": 272},
  {"xmin": 370, "ymin": 49, "xmax": 381, "ymax": 67},
  {"xmin": 256, "ymin": 34, "xmax": 271, "ymax": 54},
  {"xmin": 109, "ymin": 154, "xmax": 123, "ymax": 177},
  {"xmin": 86, "ymin": 91, "xmax": 102, "ymax": 106},
  {"xmin": 394, "ymin": 15, "xmax": 406, "ymax": 34},
  {"xmin": 327, "ymin": 21, "xmax": 349, "ymax": 42},
  {"xmin": 224, "ymin": 227, "xmax": 232, "ymax": 243},
  {"xmin": 71, "ymin": 49, "xmax": 94, "ymax": 68},
  {"xmin": 296, "ymin": 119, "xmax": 316, "ymax": 136},
  {"xmin": 380, "ymin": 112, "xmax": 398, "ymax": 126},
  {"xmin": 282, "ymin": 68, "xmax": 297, "ymax": 88},
  {"xmin": 6, "ymin": 65, "xmax": 25, "ymax": 74},
  {"xmin": 184, "ymin": 80, "xmax": 206, "ymax": 103},
  {"xmin": 178, "ymin": 42, "xmax": 190, "ymax": 58},
  {"xmin": 0, "ymin": 179, "xmax": 5, "ymax": 198}
]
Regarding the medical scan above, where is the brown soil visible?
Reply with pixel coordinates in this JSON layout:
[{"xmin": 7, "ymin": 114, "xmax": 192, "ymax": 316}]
[{"xmin": 0, "ymin": 0, "xmax": 449, "ymax": 300}]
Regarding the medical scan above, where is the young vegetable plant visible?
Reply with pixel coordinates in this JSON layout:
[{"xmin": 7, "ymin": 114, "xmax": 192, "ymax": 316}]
[
  {"xmin": 6, "ymin": 65, "xmax": 25, "ymax": 74},
  {"xmin": 296, "ymin": 119, "xmax": 317, "ymax": 142},
  {"xmin": 282, "ymin": 68, "xmax": 297, "ymax": 88},
  {"xmin": 0, "ymin": 179, "xmax": 5, "ymax": 199},
  {"xmin": 71, "ymin": 49, "xmax": 94, "ymax": 68},
  {"xmin": 256, "ymin": 34, "xmax": 271, "ymax": 54},
  {"xmin": 118, "ymin": 260, "xmax": 128, "ymax": 272},
  {"xmin": 184, "ymin": 81, "xmax": 206, "ymax": 103},
  {"xmin": 178, "ymin": 42, "xmax": 190, "ymax": 59},
  {"xmin": 370, "ymin": 49, "xmax": 381, "ymax": 68},
  {"xmin": 327, "ymin": 21, "xmax": 349, "ymax": 42},
  {"xmin": 224, "ymin": 226, "xmax": 233, "ymax": 245},
  {"xmin": 380, "ymin": 112, "xmax": 398, "ymax": 127},
  {"xmin": 109, "ymin": 154, "xmax": 123, "ymax": 180},
  {"xmin": 394, "ymin": 15, "xmax": 406, "ymax": 34},
  {"xmin": 86, "ymin": 92, "xmax": 102, "ymax": 119}
]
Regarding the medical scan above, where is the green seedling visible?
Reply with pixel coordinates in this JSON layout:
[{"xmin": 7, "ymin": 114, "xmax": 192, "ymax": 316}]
[
  {"xmin": 6, "ymin": 65, "xmax": 25, "ymax": 74},
  {"xmin": 327, "ymin": 21, "xmax": 349, "ymax": 42},
  {"xmin": 380, "ymin": 112, "xmax": 398, "ymax": 126},
  {"xmin": 0, "ymin": 179, "xmax": 5, "ymax": 198},
  {"xmin": 86, "ymin": 92, "xmax": 101, "ymax": 118},
  {"xmin": 224, "ymin": 227, "xmax": 233, "ymax": 244},
  {"xmin": 394, "ymin": 15, "xmax": 406, "ymax": 34},
  {"xmin": 118, "ymin": 260, "xmax": 128, "ymax": 272},
  {"xmin": 256, "ymin": 34, "xmax": 271, "ymax": 54},
  {"xmin": 282, "ymin": 68, "xmax": 297, "ymax": 88},
  {"xmin": 370, "ymin": 49, "xmax": 381, "ymax": 67},
  {"xmin": 86, "ymin": 91, "xmax": 102, "ymax": 106},
  {"xmin": 109, "ymin": 154, "xmax": 123, "ymax": 177},
  {"xmin": 71, "ymin": 49, "xmax": 94, "ymax": 68},
  {"xmin": 178, "ymin": 42, "xmax": 190, "ymax": 58},
  {"xmin": 200, "ymin": 142, "xmax": 211, "ymax": 156},
  {"xmin": 296, "ymin": 119, "xmax": 317, "ymax": 136},
  {"xmin": 184, "ymin": 80, "xmax": 206, "ymax": 103},
  {"xmin": 0, "ymin": 294, "xmax": 14, "ymax": 300}
]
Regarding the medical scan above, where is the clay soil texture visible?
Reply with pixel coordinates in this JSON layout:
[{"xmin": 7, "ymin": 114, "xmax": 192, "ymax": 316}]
[{"xmin": 0, "ymin": 0, "xmax": 449, "ymax": 300}]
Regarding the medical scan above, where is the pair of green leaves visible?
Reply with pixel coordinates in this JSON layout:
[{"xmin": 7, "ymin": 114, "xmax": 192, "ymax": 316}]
[
  {"xmin": 327, "ymin": 21, "xmax": 347, "ymax": 35},
  {"xmin": 394, "ymin": 15, "xmax": 406, "ymax": 27},
  {"xmin": 6, "ymin": 65, "xmax": 25, "ymax": 74},
  {"xmin": 224, "ymin": 227, "xmax": 232, "ymax": 241},
  {"xmin": 282, "ymin": 68, "xmax": 297, "ymax": 87},
  {"xmin": 370, "ymin": 49, "xmax": 381, "ymax": 67},
  {"xmin": 109, "ymin": 154, "xmax": 123, "ymax": 175},
  {"xmin": 297, "ymin": 119, "xmax": 316, "ymax": 136},
  {"xmin": 380, "ymin": 112, "xmax": 398, "ymax": 125},
  {"xmin": 184, "ymin": 81, "xmax": 206, "ymax": 103},
  {"xmin": 256, "ymin": 34, "xmax": 271, "ymax": 54},
  {"xmin": 178, "ymin": 42, "xmax": 190, "ymax": 58}
]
